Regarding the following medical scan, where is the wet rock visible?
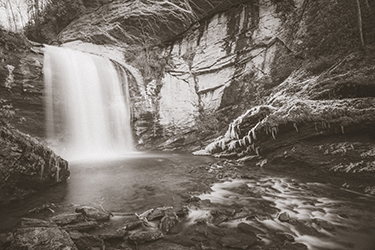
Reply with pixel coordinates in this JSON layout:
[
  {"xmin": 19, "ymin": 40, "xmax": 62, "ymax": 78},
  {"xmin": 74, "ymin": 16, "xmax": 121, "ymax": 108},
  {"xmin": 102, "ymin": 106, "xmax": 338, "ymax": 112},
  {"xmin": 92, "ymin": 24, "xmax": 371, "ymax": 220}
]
[
  {"xmin": 168, "ymin": 221, "xmax": 184, "ymax": 235},
  {"xmin": 190, "ymin": 235, "xmax": 208, "ymax": 243},
  {"xmin": 213, "ymin": 214, "xmax": 228, "ymax": 225},
  {"xmin": 0, "ymin": 232, "xmax": 13, "ymax": 249},
  {"xmin": 276, "ymin": 232, "xmax": 295, "ymax": 242},
  {"xmin": 147, "ymin": 207, "xmax": 167, "ymax": 220},
  {"xmin": 175, "ymin": 206, "xmax": 189, "ymax": 218},
  {"xmin": 237, "ymin": 222, "xmax": 264, "ymax": 235},
  {"xmin": 28, "ymin": 203, "xmax": 57, "ymax": 214},
  {"xmin": 219, "ymin": 232, "xmax": 258, "ymax": 249},
  {"xmin": 128, "ymin": 229, "xmax": 164, "ymax": 244},
  {"xmin": 11, "ymin": 218, "xmax": 77, "ymax": 250},
  {"xmin": 123, "ymin": 220, "xmax": 143, "ymax": 230},
  {"xmin": 278, "ymin": 212, "xmax": 290, "ymax": 222},
  {"xmin": 214, "ymin": 208, "xmax": 236, "ymax": 217},
  {"xmin": 312, "ymin": 218, "xmax": 335, "ymax": 231},
  {"xmin": 75, "ymin": 206, "xmax": 112, "ymax": 221},
  {"xmin": 68, "ymin": 230, "xmax": 104, "ymax": 250},
  {"xmin": 280, "ymin": 242, "xmax": 308, "ymax": 250},
  {"xmin": 232, "ymin": 210, "xmax": 250, "ymax": 220},
  {"xmin": 18, "ymin": 217, "xmax": 57, "ymax": 228},
  {"xmin": 99, "ymin": 230, "xmax": 128, "ymax": 240},
  {"xmin": 62, "ymin": 221, "xmax": 99, "ymax": 232},
  {"xmin": 187, "ymin": 196, "xmax": 201, "ymax": 203},
  {"xmin": 159, "ymin": 209, "xmax": 179, "ymax": 233},
  {"xmin": 50, "ymin": 212, "xmax": 85, "ymax": 226}
]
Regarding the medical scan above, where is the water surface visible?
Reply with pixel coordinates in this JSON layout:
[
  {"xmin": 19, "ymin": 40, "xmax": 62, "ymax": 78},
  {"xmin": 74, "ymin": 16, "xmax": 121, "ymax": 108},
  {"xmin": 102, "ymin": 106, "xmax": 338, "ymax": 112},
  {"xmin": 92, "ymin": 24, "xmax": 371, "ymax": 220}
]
[{"xmin": 1, "ymin": 152, "xmax": 375, "ymax": 250}]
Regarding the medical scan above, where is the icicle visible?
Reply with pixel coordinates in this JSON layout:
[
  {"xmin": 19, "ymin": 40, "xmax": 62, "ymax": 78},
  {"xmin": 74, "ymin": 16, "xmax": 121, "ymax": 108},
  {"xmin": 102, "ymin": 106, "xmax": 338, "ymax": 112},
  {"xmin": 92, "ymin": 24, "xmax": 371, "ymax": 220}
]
[
  {"xmin": 228, "ymin": 141, "xmax": 237, "ymax": 152},
  {"xmin": 252, "ymin": 129, "xmax": 257, "ymax": 140},
  {"xmin": 235, "ymin": 125, "xmax": 240, "ymax": 140},
  {"xmin": 242, "ymin": 137, "xmax": 247, "ymax": 147},
  {"xmin": 341, "ymin": 125, "xmax": 345, "ymax": 134},
  {"xmin": 245, "ymin": 135, "xmax": 252, "ymax": 145},
  {"xmin": 293, "ymin": 123, "xmax": 299, "ymax": 132},
  {"xmin": 255, "ymin": 147, "xmax": 260, "ymax": 156},
  {"xmin": 251, "ymin": 143, "xmax": 255, "ymax": 151},
  {"xmin": 271, "ymin": 127, "xmax": 277, "ymax": 140},
  {"xmin": 238, "ymin": 139, "xmax": 243, "ymax": 147}
]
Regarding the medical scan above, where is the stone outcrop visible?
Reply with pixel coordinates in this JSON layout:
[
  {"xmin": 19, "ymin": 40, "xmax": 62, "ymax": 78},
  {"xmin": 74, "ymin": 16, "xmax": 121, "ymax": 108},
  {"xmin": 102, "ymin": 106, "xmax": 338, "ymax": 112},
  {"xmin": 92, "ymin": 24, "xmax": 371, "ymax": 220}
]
[
  {"xmin": 49, "ymin": 0, "xmax": 304, "ymax": 148},
  {"xmin": 0, "ymin": 123, "xmax": 70, "ymax": 205},
  {"xmin": 127, "ymin": 0, "xmax": 301, "ymax": 147},
  {"xmin": 0, "ymin": 29, "xmax": 45, "ymax": 138},
  {"xmin": 4, "ymin": 0, "xmax": 374, "ymax": 154}
]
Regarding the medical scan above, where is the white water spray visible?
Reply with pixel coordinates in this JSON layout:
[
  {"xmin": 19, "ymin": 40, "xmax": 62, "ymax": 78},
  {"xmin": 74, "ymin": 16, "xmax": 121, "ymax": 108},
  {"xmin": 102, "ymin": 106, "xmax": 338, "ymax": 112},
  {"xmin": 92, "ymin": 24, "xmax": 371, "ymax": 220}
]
[{"xmin": 43, "ymin": 46, "xmax": 134, "ymax": 161}]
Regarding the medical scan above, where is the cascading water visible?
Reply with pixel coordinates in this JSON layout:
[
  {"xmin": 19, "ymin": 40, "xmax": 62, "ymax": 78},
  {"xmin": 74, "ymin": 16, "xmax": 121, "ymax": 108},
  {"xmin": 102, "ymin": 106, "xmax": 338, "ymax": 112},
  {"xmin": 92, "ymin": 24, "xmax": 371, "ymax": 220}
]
[{"xmin": 43, "ymin": 46, "xmax": 134, "ymax": 161}]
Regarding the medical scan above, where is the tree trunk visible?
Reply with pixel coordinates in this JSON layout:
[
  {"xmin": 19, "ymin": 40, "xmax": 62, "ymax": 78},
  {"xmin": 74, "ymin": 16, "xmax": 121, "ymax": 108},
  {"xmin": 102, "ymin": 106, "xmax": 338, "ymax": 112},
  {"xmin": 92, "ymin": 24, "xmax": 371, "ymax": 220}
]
[
  {"xmin": 356, "ymin": 0, "xmax": 365, "ymax": 48},
  {"xmin": 6, "ymin": 0, "xmax": 18, "ymax": 31},
  {"xmin": 365, "ymin": 0, "xmax": 370, "ymax": 8}
]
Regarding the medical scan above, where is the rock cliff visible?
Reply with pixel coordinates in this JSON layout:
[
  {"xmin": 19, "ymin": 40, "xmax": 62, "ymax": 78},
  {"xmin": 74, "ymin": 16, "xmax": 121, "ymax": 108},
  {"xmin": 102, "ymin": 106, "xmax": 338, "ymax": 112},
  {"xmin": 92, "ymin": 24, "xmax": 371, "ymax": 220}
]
[
  {"xmin": 47, "ymin": 0, "xmax": 375, "ymax": 193},
  {"xmin": 2, "ymin": 0, "xmax": 375, "ymax": 193}
]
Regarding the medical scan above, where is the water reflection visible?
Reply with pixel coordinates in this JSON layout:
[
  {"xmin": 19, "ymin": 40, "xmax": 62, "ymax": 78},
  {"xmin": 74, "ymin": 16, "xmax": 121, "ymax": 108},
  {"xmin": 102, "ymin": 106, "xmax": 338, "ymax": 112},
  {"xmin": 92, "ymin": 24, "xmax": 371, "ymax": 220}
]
[{"xmin": 1, "ymin": 153, "xmax": 375, "ymax": 250}]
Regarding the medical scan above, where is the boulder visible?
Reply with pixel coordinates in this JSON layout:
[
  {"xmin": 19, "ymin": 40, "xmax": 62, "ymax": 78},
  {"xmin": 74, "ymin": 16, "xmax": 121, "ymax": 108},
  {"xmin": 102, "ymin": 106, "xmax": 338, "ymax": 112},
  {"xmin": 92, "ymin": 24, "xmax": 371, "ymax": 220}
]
[
  {"xmin": 75, "ymin": 206, "xmax": 112, "ymax": 221},
  {"xmin": 68, "ymin": 231, "xmax": 104, "ymax": 250},
  {"xmin": 50, "ymin": 213, "xmax": 85, "ymax": 226},
  {"xmin": 278, "ymin": 212, "xmax": 291, "ymax": 222},
  {"xmin": 0, "ymin": 123, "xmax": 70, "ymax": 205},
  {"xmin": 62, "ymin": 221, "xmax": 99, "ymax": 232},
  {"xmin": 10, "ymin": 218, "xmax": 77, "ymax": 250},
  {"xmin": 128, "ymin": 230, "xmax": 164, "ymax": 244}
]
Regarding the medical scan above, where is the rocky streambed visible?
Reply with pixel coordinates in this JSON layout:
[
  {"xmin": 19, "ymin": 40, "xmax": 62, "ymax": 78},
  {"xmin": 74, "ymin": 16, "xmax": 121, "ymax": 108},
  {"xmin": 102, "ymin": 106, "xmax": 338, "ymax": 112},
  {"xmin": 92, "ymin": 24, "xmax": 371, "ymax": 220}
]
[{"xmin": 1, "ymin": 153, "xmax": 375, "ymax": 250}]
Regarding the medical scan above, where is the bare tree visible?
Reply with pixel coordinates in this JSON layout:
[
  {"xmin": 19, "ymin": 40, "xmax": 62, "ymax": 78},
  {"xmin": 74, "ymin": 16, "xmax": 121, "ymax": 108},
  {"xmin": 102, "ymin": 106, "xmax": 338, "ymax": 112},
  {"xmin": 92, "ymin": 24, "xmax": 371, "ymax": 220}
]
[
  {"xmin": 5, "ymin": 0, "xmax": 19, "ymax": 31},
  {"xmin": 356, "ymin": 0, "xmax": 365, "ymax": 48}
]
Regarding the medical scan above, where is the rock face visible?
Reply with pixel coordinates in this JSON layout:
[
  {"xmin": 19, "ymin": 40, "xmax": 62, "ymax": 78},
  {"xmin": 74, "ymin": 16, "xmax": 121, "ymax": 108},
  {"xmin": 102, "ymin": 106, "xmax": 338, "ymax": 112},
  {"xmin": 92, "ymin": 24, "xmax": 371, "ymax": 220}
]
[
  {"xmin": 3, "ymin": 0, "xmax": 375, "ymax": 155},
  {"xmin": 0, "ymin": 29, "xmax": 45, "ymax": 138},
  {"xmin": 0, "ymin": 123, "xmax": 70, "ymax": 205},
  {"xmin": 135, "ymin": 0, "xmax": 298, "ymax": 143},
  {"xmin": 1, "ymin": 0, "xmax": 372, "ymax": 154},
  {"xmin": 48, "ymin": 0, "xmax": 302, "ymax": 148}
]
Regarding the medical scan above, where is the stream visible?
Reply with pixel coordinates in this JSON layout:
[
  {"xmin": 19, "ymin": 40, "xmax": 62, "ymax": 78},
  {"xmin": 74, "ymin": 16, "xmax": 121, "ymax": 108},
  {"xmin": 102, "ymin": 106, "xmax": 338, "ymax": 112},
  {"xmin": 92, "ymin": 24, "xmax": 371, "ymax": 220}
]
[{"xmin": 1, "ymin": 152, "xmax": 375, "ymax": 250}]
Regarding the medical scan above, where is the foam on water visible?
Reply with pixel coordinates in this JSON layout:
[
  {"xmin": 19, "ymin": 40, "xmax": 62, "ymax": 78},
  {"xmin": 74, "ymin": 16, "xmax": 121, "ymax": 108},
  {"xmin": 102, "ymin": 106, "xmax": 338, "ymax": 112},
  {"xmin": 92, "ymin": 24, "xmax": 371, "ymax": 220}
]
[{"xmin": 193, "ymin": 177, "xmax": 375, "ymax": 250}]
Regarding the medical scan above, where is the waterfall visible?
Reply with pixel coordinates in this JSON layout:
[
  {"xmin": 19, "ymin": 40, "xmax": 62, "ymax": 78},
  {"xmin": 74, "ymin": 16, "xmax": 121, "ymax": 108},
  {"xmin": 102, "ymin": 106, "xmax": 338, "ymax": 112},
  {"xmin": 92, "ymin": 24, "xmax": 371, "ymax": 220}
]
[{"xmin": 43, "ymin": 46, "xmax": 134, "ymax": 161}]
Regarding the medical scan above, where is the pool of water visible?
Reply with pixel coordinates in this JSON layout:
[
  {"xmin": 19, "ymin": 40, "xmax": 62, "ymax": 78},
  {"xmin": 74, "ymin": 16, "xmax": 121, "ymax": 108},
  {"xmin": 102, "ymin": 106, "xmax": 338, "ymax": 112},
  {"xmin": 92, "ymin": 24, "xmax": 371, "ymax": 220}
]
[
  {"xmin": 0, "ymin": 152, "xmax": 213, "ymax": 231},
  {"xmin": 1, "ymin": 152, "xmax": 375, "ymax": 250}
]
